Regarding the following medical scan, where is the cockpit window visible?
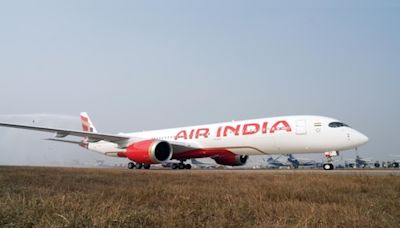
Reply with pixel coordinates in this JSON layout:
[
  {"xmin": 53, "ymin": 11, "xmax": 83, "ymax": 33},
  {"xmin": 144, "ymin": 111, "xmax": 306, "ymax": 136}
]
[{"xmin": 329, "ymin": 122, "xmax": 349, "ymax": 128}]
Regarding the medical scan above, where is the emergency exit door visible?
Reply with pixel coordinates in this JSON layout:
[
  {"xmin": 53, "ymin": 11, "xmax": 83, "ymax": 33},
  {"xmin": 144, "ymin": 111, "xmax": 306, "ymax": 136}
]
[{"xmin": 296, "ymin": 120, "xmax": 307, "ymax": 135}]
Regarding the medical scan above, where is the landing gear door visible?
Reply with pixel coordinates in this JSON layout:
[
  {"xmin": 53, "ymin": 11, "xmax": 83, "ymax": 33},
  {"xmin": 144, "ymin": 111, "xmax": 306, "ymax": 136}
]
[{"xmin": 296, "ymin": 120, "xmax": 307, "ymax": 135}]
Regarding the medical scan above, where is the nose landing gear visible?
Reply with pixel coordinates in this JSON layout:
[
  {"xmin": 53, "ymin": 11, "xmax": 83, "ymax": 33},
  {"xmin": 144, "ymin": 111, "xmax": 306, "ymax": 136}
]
[
  {"xmin": 323, "ymin": 151, "xmax": 339, "ymax": 171},
  {"xmin": 323, "ymin": 163, "xmax": 334, "ymax": 170}
]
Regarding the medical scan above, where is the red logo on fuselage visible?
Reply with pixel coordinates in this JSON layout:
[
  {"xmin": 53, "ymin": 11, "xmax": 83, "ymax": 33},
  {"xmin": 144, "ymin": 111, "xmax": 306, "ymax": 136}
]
[{"xmin": 175, "ymin": 120, "xmax": 291, "ymax": 140}]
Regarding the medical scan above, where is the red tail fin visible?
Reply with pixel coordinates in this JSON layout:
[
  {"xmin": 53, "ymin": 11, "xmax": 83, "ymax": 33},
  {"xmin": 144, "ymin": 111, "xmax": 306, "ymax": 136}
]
[{"xmin": 80, "ymin": 112, "xmax": 97, "ymax": 133}]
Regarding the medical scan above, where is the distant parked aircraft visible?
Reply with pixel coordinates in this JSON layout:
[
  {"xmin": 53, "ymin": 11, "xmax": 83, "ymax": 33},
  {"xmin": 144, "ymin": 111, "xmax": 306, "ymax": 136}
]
[
  {"xmin": 388, "ymin": 155, "xmax": 400, "ymax": 168},
  {"xmin": 346, "ymin": 155, "xmax": 380, "ymax": 168},
  {"xmin": 264, "ymin": 156, "xmax": 292, "ymax": 169},
  {"xmin": 0, "ymin": 113, "xmax": 368, "ymax": 170},
  {"xmin": 287, "ymin": 154, "xmax": 321, "ymax": 169}
]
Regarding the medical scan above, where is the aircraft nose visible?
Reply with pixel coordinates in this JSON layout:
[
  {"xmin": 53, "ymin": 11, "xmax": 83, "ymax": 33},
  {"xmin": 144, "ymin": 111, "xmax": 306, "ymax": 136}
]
[{"xmin": 354, "ymin": 131, "xmax": 369, "ymax": 146}]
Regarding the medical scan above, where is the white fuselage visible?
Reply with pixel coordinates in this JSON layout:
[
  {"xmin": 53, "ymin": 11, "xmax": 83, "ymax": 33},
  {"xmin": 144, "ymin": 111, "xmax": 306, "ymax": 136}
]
[{"xmin": 88, "ymin": 115, "xmax": 369, "ymax": 158}]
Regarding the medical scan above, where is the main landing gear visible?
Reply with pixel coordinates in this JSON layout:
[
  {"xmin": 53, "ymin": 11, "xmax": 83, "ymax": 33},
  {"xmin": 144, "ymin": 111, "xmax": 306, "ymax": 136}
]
[
  {"xmin": 128, "ymin": 162, "xmax": 151, "ymax": 170},
  {"xmin": 172, "ymin": 162, "xmax": 192, "ymax": 170}
]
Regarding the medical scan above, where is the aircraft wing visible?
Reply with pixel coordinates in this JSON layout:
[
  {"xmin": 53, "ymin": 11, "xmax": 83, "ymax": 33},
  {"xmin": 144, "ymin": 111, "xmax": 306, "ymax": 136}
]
[
  {"xmin": 0, "ymin": 122, "xmax": 131, "ymax": 145},
  {"xmin": 0, "ymin": 122, "xmax": 203, "ymax": 153}
]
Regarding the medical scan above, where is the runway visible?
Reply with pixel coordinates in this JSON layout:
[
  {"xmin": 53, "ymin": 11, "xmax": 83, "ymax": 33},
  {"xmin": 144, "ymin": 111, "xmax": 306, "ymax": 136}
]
[
  {"xmin": 2, "ymin": 165, "xmax": 399, "ymax": 176},
  {"xmin": 117, "ymin": 168, "xmax": 400, "ymax": 176}
]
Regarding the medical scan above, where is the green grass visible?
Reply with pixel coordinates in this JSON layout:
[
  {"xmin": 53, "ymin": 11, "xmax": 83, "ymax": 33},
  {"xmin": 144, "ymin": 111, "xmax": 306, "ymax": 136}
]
[{"xmin": 0, "ymin": 166, "xmax": 399, "ymax": 227}]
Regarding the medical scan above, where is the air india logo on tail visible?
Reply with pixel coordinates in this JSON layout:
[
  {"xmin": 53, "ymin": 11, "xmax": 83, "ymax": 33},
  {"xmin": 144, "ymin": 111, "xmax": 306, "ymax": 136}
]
[
  {"xmin": 81, "ymin": 116, "xmax": 91, "ymax": 132},
  {"xmin": 80, "ymin": 112, "xmax": 97, "ymax": 133},
  {"xmin": 79, "ymin": 112, "xmax": 98, "ymax": 148}
]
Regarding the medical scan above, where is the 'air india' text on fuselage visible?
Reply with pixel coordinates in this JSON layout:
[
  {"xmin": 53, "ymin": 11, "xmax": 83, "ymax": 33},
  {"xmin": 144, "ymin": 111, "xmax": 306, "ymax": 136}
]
[{"xmin": 175, "ymin": 120, "xmax": 292, "ymax": 140}]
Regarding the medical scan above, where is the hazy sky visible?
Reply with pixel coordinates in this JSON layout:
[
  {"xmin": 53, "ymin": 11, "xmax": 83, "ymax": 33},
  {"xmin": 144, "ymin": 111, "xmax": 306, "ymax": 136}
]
[{"xmin": 0, "ymin": 1, "xmax": 399, "ymax": 165}]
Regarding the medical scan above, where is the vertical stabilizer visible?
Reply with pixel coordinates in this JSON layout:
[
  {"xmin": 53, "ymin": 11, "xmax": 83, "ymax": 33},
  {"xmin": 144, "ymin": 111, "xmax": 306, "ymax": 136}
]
[{"xmin": 80, "ymin": 112, "xmax": 98, "ymax": 133}]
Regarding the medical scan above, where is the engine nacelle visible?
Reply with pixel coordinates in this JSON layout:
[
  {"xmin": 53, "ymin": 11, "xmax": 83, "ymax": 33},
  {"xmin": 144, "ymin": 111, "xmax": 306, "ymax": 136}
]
[
  {"xmin": 125, "ymin": 140, "xmax": 173, "ymax": 164},
  {"xmin": 213, "ymin": 154, "xmax": 248, "ymax": 166}
]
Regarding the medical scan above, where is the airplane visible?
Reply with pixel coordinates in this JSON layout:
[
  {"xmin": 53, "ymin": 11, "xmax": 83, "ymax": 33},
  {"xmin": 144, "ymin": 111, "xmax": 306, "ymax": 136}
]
[
  {"xmin": 264, "ymin": 156, "xmax": 292, "ymax": 169},
  {"xmin": 387, "ymin": 155, "xmax": 400, "ymax": 168},
  {"xmin": 389, "ymin": 161, "xmax": 400, "ymax": 168},
  {"xmin": 0, "ymin": 113, "xmax": 369, "ymax": 170},
  {"xmin": 346, "ymin": 155, "xmax": 380, "ymax": 168},
  {"xmin": 286, "ymin": 154, "xmax": 321, "ymax": 169}
]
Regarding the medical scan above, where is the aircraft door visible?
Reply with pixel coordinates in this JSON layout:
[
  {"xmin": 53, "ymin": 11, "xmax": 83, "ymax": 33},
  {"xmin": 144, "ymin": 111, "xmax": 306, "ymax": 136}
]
[{"xmin": 296, "ymin": 120, "xmax": 307, "ymax": 135}]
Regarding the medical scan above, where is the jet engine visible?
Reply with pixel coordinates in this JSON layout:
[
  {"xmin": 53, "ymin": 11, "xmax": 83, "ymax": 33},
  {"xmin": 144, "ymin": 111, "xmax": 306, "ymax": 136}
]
[
  {"xmin": 213, "ymin": 154, "xmax": 248, "ymax": 166},
  {"xmin": 125, "ymin": 140, "xmax": 173, "ymax": 164}
]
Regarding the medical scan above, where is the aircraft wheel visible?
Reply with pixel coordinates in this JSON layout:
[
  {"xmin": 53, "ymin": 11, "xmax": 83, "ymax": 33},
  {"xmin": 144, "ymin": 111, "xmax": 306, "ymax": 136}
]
[
  {"xmin": 323, "ymin": 163, "xmax": 334, "ymax": 171},
  {"xmin": 172, "ymin": 164, "xmax": 178, "ymax": 170},
  {"xmin": 178, "ymin": 163, "xmax": 185, "ymax": 169},
  {"xmin": 128, "ymin": 162, "xmax": 135, "ymax": 170},
  {"xmin": 135, "ymin": 163, "xmax": 143, "ymax": 169},
  {"xmin": 393, "ymin": 162, "xmax": 399, "ymax": 168},
  {"xmin": 143, "ymin": 164, "xmax": 151, "ymax": 169},
  {"xmin": 185, "ymin": 164, "xmax": 192, "ymax": 170}
]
